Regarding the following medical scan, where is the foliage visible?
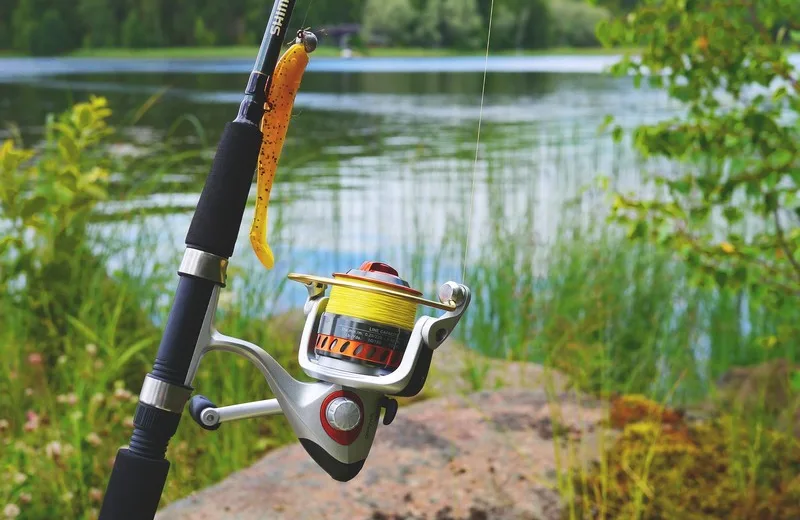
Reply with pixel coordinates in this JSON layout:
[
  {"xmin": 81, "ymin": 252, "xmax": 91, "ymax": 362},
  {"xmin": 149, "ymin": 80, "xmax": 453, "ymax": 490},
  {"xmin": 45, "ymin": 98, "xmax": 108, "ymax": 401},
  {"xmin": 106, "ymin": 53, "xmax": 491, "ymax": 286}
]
[
  {"xmin": 0, "ymin": 0, "xmax": 639, "ymax": 55},
  {"xmin": 548, "ymin": 0, "xmax": 611, "ymax": 48},
  {"xmin": 0, "ymin": 95, "xmax": 112, "ymax": 289},
  {"xmin": 566, "ymin": 404, "xmax": 800, "ymax": 519},
  {"xmin": 361, "ymin": 0, "xmax": 419, "ymax": 47},
  {"xmin": 0, "ymin": 96, "xmax": 153, "ymax": 368},
  {"xmin": 78, "ymin": 0, "xmax": 118, "ymax": 49},
  {"xmin": 597, "ymin": 0, "xmax": 800, "ymax": 303},
  {"xmin": 0, "ymin": 289, "xmax": 306, "ymax": 519}
]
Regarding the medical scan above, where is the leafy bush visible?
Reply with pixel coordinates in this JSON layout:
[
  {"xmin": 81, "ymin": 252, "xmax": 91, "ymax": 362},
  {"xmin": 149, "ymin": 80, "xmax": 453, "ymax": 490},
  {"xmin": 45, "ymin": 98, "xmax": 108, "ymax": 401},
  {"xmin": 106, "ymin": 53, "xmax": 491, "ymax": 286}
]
[
  {"xmin": 598, "ymin": 0, "xmax": 800, "ymax": 301},
  {"xmin": 0, "ymin": 96, "xmax": 154, "ymax": 368}
]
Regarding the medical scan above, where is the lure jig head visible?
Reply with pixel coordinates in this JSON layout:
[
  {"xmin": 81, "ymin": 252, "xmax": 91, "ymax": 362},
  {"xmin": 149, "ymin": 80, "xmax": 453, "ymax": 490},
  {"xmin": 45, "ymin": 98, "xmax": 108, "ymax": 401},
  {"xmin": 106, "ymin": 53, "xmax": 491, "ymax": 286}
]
[{"xmin": 184, "ymin": 261, "xmax": 470, "ymax": 481}]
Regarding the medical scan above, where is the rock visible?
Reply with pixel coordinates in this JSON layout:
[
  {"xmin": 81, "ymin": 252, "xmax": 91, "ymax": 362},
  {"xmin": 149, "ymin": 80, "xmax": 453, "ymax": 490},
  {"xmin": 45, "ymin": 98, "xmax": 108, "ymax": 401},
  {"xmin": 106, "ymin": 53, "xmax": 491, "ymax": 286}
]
[
  {"xmin": 156, "ymin": 389, "xmax": 608, "ymax": 520},
  {"xmin": 714, "ymin": 358, "xmax": 800, "ymax": 437},
  {"xmin": 715, "ymin": 359, "xmax": 798, "ymax": 412}
]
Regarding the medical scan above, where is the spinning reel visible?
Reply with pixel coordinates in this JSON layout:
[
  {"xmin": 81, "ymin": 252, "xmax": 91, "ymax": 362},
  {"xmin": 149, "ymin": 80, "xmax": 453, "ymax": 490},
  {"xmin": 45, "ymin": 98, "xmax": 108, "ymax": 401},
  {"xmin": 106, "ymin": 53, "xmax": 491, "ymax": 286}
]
[{"xmin": 184, "ymin": 261, "xmax": 471, "ymax": 481}]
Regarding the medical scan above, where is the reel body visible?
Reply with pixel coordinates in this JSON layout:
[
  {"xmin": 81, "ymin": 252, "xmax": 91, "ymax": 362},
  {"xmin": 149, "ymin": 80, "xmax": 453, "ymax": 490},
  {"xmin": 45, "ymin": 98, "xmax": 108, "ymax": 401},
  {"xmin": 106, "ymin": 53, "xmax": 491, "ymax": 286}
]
[{"xmin": 185, "ymin": 261, "xmax": 470, "ymax": 481}]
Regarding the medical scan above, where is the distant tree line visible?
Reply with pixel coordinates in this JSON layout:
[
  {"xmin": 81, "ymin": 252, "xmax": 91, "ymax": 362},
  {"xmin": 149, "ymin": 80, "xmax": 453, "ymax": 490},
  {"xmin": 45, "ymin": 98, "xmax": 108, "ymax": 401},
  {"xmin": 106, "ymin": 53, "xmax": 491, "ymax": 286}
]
[{"xmin": 0, "ymin": 0, "xmax": 641, "ymax": 56}]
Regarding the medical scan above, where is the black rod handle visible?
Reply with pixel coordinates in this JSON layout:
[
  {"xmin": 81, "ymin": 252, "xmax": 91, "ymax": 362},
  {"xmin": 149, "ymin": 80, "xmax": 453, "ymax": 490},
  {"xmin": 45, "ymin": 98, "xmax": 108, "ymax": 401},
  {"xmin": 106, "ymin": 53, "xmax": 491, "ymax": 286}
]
[
  {"xmin": 185, "ymin": 121, "xmax": 263, "ymax": 258},
  {"xmin": 98, "ymin": 449, "xmax": 171, "ymax": 520},
  {"xmin": 98, "ymin": 0, "xmax": 299, "ymax": 517}
]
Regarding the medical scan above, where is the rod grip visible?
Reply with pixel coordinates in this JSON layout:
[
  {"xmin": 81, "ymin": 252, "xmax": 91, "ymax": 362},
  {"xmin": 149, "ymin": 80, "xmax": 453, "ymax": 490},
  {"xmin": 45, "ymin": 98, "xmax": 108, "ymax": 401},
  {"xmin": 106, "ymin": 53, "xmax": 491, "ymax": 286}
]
[
  {"xmin": 98, "ymin": 449, "xmax": 170, "ymax": 520},
  {"xmin": 185, "ymin": 121, "xmax": 263, "ymax": 258}
]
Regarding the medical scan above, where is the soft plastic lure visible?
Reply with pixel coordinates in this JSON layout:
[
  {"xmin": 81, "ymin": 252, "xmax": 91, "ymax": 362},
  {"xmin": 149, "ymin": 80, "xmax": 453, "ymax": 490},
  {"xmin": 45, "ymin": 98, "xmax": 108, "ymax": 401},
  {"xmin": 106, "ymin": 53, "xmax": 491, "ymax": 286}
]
[{"xmin": 249, "ymin": 33, "xmax": 313, "ymax": 269}]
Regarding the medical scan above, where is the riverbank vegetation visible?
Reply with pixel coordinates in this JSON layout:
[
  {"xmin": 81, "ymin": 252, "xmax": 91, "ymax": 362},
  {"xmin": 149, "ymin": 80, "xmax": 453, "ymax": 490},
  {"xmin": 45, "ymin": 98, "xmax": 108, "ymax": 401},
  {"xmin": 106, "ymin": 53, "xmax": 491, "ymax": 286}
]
[
  {"xmin": 3, "ymin": 0, "xmax": 633, "ymax": 57},
  {"xmin": 62, "ymin": 44, "xmax": 641, "ymax": 60}
]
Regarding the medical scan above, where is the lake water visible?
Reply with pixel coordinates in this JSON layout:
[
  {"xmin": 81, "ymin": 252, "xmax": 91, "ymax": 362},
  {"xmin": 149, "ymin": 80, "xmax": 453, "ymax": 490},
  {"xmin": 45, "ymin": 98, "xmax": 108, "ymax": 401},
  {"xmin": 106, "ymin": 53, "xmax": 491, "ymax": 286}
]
[{"xmin": 0, "ymin": 54, "xmax": 754, "ymax": 310}]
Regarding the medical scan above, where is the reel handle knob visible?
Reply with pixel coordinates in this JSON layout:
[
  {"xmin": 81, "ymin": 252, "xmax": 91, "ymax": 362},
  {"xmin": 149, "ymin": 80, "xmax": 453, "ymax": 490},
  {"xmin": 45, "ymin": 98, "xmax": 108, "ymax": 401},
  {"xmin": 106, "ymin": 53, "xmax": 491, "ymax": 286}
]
[{"xmin": 188, "ymin": 395, "xmax": 220, "ymax": 431}]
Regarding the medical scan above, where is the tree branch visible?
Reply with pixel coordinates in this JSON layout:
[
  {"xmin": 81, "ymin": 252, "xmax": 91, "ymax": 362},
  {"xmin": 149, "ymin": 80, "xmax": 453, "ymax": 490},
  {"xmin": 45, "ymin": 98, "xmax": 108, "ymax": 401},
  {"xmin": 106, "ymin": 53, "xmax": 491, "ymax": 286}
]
[{"xmin": 773, "ymin": 206, "xmax": 800, "ymax": 280}]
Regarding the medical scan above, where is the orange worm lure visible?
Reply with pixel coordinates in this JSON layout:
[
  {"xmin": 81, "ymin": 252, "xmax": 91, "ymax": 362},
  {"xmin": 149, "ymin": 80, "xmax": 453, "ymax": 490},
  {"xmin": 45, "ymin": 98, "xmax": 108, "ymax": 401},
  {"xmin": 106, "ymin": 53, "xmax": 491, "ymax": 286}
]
[{"xmin": 249, "ymin": 32, "xmax": 314, "ymax": 269}]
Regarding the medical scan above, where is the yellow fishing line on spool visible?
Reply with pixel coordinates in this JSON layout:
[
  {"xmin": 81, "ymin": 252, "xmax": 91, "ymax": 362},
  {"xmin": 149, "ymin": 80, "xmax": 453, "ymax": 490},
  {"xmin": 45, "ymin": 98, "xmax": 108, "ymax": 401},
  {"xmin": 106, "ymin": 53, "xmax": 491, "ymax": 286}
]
[{"xmin": 326, "ymin": 279, "xmax": 417, "ymax": 331}]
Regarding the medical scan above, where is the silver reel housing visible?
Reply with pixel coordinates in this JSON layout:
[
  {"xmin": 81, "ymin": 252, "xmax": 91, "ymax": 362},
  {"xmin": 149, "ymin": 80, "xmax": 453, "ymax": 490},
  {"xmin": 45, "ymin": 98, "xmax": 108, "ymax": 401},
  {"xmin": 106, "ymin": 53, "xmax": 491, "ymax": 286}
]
[{"xmin": 183, "ymin": 272, "xmax": 471, "ymax": 481}]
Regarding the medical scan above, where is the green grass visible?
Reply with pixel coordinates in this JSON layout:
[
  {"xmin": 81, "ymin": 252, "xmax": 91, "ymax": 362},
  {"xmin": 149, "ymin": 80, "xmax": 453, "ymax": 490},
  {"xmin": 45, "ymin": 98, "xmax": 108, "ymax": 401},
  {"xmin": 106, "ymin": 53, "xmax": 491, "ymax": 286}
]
[{"xmin": 62, "ymin": 44, "xmax": 641, "ymax": 60}]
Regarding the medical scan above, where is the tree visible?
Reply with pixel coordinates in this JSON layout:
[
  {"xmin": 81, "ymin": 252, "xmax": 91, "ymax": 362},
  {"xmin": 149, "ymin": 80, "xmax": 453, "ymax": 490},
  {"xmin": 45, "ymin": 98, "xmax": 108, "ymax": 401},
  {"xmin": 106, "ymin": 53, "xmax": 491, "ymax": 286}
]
[
  {"xmin": 78, "ymin": 0, "xmax": 119, "ymax": 48},
  {"xmin": 549, "ymin": 0, "xmax": 610, "ymax": 48},
  {"xmin": 597, "ymin": 0, "xmax": 800, "ymax": 330},
  {"xmin": 503, "ymin": 0, "xmax": 552, "ymax": 49},
  {"xmin": 440, "ymin": 0, "xmax": 484, "ymax": 49},
  {"xmin": 361, "ymin": 0, "xmax": 419, "ymax": 46}
]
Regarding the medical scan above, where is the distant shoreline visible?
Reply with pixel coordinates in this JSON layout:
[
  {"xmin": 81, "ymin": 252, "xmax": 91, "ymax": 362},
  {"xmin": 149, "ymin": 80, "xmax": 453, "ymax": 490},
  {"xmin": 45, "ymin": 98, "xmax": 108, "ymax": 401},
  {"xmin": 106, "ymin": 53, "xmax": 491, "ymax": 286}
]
[{"xmin": 0, "ymin": 45, "xmax": 643, "ymax": 60}]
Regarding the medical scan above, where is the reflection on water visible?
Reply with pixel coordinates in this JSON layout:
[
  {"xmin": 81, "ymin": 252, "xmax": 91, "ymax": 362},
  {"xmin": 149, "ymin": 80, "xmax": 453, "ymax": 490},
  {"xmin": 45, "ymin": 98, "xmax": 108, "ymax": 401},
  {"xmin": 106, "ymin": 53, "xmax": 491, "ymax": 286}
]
[{"xmin": 1, "ymin": 55, "xmax": 686, "ymax": 309}]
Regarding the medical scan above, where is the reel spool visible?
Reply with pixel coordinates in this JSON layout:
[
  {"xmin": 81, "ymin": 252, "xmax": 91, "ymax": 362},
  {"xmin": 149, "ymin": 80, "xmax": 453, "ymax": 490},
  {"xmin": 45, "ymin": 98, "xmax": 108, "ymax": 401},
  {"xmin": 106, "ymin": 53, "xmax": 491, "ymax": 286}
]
[
  {"xmin": 312, "ymin": 262, "xmax": 420, "ymax": 376},
  {"xmin": 184, "ymin": 260, "xmax": 470, "ymax": 482}
]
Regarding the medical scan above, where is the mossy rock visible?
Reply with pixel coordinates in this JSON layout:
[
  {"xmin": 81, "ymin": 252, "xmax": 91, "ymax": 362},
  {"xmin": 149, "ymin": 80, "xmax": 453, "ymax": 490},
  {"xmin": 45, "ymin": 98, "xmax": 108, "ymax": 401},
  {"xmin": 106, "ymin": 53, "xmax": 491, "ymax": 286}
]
[
  {"xmin": 713, "ymin": 358, "xmax": 800, "ymax": 437},
  {"xmin": 566, "ymin": 400, "xmax": 800, "ymax": 519}
]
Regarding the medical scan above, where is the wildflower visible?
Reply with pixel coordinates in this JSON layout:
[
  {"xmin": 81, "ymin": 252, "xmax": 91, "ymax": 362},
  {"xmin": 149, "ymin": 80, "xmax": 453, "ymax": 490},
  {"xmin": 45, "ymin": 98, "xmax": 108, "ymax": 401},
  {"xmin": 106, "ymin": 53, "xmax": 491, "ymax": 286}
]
[
  {"xmin": 18, "ymin": 494, "xmax": 31, "ymax": 505},
  {"xmin": 113, "ymin": 387, "xmax": 132, "ymax": 401},
  {"xmin": 85, "ymin": 344, "xmax": 98, "ymax": 356},
  {"xmin": 86, "ymin": 432, "xmax": 102, "ymax": 447},
  {"xmin": 61, "ymin": 492, "xmax": 73, "ymax": 503},
  {"xmin": 23, "ymin": 411, "xmax": 39, "ymax": 432},
  {"xmin": 27, "ymin": 353, "xmax": 42, "ymax": 366},
  {"xmin": 3, "ymin": 503, "xmax": 20, "ymax": 518},
  {"xmin": 91, "ymin": 392, "xmax": 104, "ymax": 404},
  {"xmin": 45, "ymin": 441, "xmax": 62, "ymax": 459},
  {"xmin": 70, "ymin": 411, "xmax": 83, "ymax": 421},
  {"xmin": 23, "ymin": 388, "xmax": 33, "ymax": 397},
  {"xmin": 12, "ymin": 473, "xmax": 26, "ymax": 485},
  {"xmin": 57, "ymin": 355, "xmax": 67, "ymax": 365},
  {"xmin": 0, "ymin": 419, "xmax": 9, "ymax": 431},
  {"xmin": 56, "ymin": 393, "xmax": 78, "ymax": 406},
  {"xmin": 88, "ymin": 488, "xmax": 103, "ymax": 503}
]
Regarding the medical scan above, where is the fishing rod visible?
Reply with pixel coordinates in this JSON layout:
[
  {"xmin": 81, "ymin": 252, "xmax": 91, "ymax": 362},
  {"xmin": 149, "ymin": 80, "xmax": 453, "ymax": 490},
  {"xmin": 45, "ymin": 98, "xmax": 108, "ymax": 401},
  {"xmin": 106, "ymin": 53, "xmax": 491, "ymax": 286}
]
[{"xmin": 98, "ymin": 0, "xmax": 470, "ymax": 517}]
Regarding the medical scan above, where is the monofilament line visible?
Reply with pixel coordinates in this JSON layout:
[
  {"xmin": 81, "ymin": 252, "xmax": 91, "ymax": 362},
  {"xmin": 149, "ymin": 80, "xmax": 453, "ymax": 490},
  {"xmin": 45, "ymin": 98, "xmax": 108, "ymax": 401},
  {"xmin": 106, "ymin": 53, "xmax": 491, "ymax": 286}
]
[{"xmin": 461, "ymin": 0, "xmax": 494, "ymax": 283}]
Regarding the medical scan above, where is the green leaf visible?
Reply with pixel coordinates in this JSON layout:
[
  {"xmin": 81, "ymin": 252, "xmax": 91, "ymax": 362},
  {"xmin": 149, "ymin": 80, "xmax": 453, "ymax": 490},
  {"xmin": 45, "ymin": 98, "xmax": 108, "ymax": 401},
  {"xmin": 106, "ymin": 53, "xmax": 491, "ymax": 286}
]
[
  {"xmin": 20, "ymin": 196, "xmax": 49, "ymax": 220},
  {"xmin": 768, "ymin": 149, "xmax": 793, "ymax": 169},
  {"xmin": 791, "ymin": 370, "xmax": 800, "ymax": 392},
  {"xmin": 723, "ymin": 206, "xmax": 743, "ymax": 223},
  {"xmin": 600, "ymin": 115, "xmax": 615, "ymax": 132},
  {"xmin": 627, "ymin": 220, "xmax": 647, "ymax": 239}
]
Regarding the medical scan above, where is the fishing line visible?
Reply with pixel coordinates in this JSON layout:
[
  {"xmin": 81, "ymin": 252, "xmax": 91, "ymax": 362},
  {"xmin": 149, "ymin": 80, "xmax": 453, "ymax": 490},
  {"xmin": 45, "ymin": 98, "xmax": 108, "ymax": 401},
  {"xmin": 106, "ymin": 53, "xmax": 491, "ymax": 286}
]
[
  {"xmin": 300, "ymin": 0, "xmax": 316, "ymax": 35},
  {"xmin": 462, "ymin": 0, "xmax": 495, "ymax": 283}
]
